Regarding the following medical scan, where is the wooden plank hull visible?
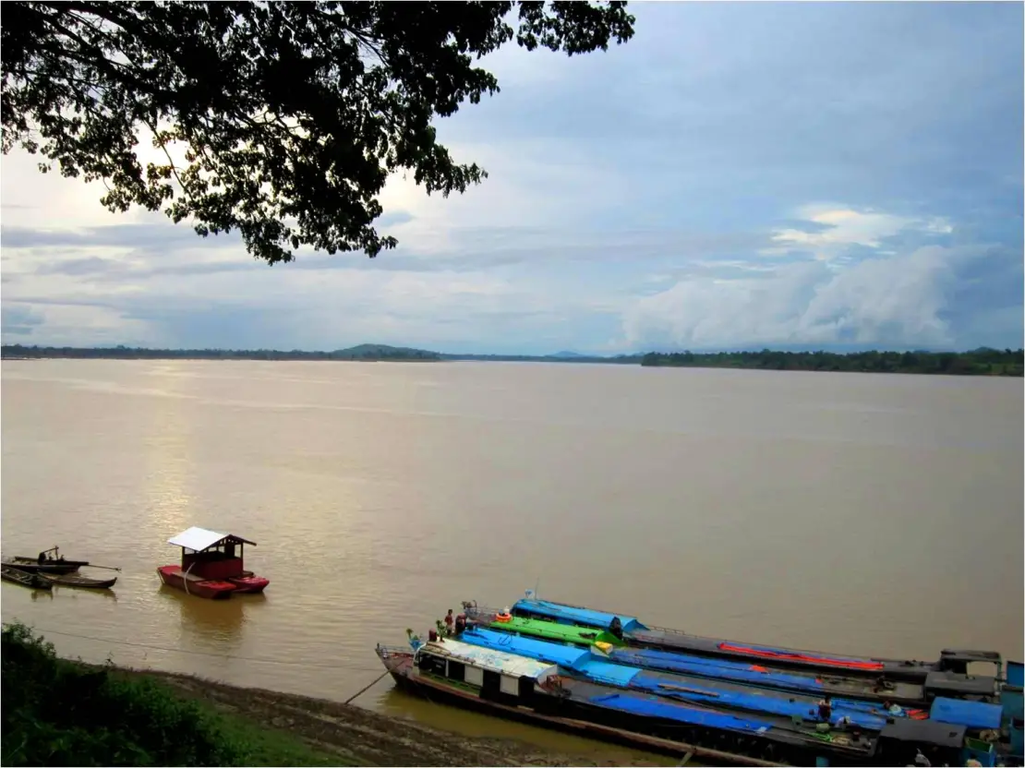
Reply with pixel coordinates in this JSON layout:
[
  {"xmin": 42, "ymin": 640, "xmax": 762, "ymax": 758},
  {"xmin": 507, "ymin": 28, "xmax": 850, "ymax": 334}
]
[
  {"xmin": 4, "ymin": 557, "xmax": 83, "ymax": 575},
  {"xmin": 375, "ymin": 647, "xmax": 785, "ymax": 767},
  {"xmin": 41, "ymin": 573, "xmax": 117, "ymax": 590},
  {"xmin": 1, "ymin": 565, "xmax": 53, "ymax": 590}
]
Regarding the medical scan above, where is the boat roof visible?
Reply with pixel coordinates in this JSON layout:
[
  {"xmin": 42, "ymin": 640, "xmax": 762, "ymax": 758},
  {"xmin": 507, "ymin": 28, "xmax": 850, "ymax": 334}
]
[
  {"xmin": 421, "ymin": 638, "xmax": 558, "ymax": 680},
  {"xmin": 512, "ymin": 598, "xmax": 646, "ymax": 632},
  {"xmin": 490, "ymin": 615, "xmax": 621, "ymax": 646},
  {"xmin": 459, "ymin": 627, "xmax": 593, "ymax": 669},
  {"xmin": 167, "ymin": 526, "xmax": 256, "ymax": 552}
]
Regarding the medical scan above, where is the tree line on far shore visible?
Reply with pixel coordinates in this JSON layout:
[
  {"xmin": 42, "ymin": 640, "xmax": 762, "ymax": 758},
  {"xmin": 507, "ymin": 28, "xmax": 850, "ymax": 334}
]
[
  {"xmin": 640, "ymin": 348, "xmax": 1024, "ymax": 376},
  {"xmin": 3, "ymin": 343, "xmax": 1023, "ymax": 375}
]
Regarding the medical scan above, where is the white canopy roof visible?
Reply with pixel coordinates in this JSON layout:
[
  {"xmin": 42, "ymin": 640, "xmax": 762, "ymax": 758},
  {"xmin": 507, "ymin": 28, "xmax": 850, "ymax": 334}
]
[
  {"xmin": 423, "ymin": 638, "xmax": 557, "ymax": 680},
  {"xmin": 167, "ymin": 526, "xmax": 256, "ymax": 552}
]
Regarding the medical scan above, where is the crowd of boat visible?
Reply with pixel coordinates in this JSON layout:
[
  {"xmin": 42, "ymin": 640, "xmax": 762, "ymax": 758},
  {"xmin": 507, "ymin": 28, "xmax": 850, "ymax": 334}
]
[
  {"xmin": 5, "ymin": 533, "xmax": 1022, "ymax": 766},
  {"xmin": 376, "ymin": 593, "xmax": 1025, "ymax": 767},
  {"xmin": 1, "ymin": 526, "xmax": 269, "ymax": 598}
]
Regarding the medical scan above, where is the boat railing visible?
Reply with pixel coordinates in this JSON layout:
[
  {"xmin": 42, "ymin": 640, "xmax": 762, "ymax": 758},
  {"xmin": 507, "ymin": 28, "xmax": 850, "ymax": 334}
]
[
  {"xmin": 462, "ymin": 601, "xmax": 506, "ymax": 621},
  {"xmin": 376, "ymin": 644, "xmax": 413, "ymax": 657},
  {"xmin": 639, "ymin": 624, "xmax": 695, "ymax": 637}
]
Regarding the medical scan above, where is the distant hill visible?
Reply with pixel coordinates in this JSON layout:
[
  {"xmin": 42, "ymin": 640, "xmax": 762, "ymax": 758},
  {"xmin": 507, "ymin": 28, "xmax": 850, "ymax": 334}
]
[
  {"xmin": 330, "ymin": 343, "xmax": 440, "ymax": 361},
  {"xmin": 552, "ymin": 350, "xmax": 586, "ymax": 358}
]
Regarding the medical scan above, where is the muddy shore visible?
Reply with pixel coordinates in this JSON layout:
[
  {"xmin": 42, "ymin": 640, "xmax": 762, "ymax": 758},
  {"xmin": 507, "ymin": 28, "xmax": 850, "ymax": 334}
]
[{"xmin": 107, "ymin": 666, "xmax": 668, "ymax": 767}]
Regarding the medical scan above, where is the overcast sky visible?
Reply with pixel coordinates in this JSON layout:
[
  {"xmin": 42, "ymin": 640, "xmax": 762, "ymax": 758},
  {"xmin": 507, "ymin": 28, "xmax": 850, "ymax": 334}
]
[{"xmin": 2, "ymin": 2, "xmax": 1022, "ymax": 354}]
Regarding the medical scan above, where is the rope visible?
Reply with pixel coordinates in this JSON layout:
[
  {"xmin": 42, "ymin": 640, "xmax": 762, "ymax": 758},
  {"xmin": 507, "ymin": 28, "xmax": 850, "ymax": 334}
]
[{"xmin": 343, "ymin": 667, "xmax": 393, "ymax": 705}]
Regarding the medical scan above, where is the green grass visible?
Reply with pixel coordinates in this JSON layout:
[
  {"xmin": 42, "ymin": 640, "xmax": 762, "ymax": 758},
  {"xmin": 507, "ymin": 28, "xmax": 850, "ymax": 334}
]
[{"xmin": 1, "ymin": 621, "xmax": 339, "ymax": 766}]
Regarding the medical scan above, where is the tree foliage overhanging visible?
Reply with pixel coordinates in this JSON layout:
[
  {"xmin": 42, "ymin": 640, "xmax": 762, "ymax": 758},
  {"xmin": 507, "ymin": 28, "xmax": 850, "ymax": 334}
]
[{"xmin": 1, "ymin": 1, "xmax": 635, "ymax": 264}]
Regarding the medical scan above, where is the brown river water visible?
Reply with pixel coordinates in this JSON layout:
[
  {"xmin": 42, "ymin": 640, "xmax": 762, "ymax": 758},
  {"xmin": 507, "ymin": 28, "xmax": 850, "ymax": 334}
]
[{"xmin": 2, "ymin": 360, "xmax": 1022, "ymax": 759}]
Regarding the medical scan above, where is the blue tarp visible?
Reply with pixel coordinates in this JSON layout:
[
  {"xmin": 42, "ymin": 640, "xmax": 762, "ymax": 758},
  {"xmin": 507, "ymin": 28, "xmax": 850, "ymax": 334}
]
[
  {"xmin": 571, "ymin": 659, "xmax": 643, "ymax": 687},
  {"xmin": 627, "ymin": 671, "xmax": 889, "ymax": 730},
  {"xmin": 609, "ymin": 647, "xmax": 834, "ymax": 695},
  {"xmin": 588, "ymin": 691, "xmax": 774, "ymax": 733},
  {"xmin": 930, "ymin": 697, "xmax": 1003, "ymax": 730},
  {"xmin": 1008, "ymin": 661, "xmax": 1024, "ymax": 688},
  {"xmin": 511, "ymin": 598, "xmax": 646, "ymax": 633},
  {"xmin": 457, "ymin": 627, "xmax": 593, "ymax": 668}
]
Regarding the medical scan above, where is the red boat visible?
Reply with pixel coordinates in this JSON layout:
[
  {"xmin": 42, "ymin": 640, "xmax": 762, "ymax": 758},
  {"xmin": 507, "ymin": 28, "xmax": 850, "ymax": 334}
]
[{"xmin": 157, "ymin": 527, "xmax": 270, "ymax": 600}]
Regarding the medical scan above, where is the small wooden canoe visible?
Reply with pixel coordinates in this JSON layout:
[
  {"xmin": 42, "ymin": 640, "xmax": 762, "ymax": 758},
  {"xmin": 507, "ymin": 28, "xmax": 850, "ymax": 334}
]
[
  {"xmin": 3, "ymin": 556, "xmax": 85, "ymax": 575},
  {"xmin": 1, "ymin": 565, "xmax": 53, "ymax": 590},
  {"xmin": 40, "ymin": 572, "xmax": 117, "ymax": 590}
]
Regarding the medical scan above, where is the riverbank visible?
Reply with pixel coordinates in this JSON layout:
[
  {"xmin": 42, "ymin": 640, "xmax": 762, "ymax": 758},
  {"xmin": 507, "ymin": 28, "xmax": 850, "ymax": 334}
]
[
  {"xmin": 2, "ymin": 621, "xmax": 662, "ymax": 767},
  {"xmin": 105, "ymin": 666, "xmax": 665, "ymax": 767}
]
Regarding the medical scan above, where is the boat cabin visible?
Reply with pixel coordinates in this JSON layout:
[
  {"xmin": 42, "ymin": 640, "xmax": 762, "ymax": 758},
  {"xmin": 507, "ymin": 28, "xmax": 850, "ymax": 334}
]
[
  {"xmin": 414, "ymin": 639, "xmax": 558, "ymax": 703},
  {"xmin": 168, "ymin": 527, "xmax": 256, "ymax": 581}
]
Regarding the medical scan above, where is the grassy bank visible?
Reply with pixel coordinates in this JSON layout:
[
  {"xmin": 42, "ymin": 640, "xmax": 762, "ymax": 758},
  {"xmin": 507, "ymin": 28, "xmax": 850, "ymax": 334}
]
[
  {"xmin": 2, "ymin": 622, "xmax": 661, "ymax": 767},
  {"xmin": 1, "ymin": 621, "xmax": 337, "ymax": 766}
]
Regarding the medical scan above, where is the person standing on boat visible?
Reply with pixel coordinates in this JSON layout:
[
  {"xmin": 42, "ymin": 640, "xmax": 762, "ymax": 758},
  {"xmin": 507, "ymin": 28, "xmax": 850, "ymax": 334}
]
[
  {"xmin": 444, "ymin": 609, "xmax": 454, "ymax": 637},
  {"xmin": 609, "ymin": 616, "xmax": 624, "ymax": 640},
  {"xmin": 817, "ymin": 697, "xmax": 833, "ymax": 722}
]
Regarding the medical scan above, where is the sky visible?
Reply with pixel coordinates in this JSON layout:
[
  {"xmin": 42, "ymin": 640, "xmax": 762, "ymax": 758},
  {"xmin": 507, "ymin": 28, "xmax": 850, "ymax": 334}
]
[{"xmin": 1, "ymin": 2, "xmax": 1022, "ymax": 355}]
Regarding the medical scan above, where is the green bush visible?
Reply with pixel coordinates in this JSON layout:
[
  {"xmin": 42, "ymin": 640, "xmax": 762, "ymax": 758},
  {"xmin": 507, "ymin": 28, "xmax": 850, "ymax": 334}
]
[{"xmin": 1, "ymin": 622, "xmax": 250, "ymax": 766}]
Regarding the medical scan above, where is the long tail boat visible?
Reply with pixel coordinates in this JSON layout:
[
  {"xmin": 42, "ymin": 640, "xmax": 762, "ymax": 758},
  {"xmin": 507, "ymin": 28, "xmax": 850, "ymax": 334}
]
[
  {"xmin": 157, "ymin": 527, "xmax": 269, "ymax": 600},
  {"xmin": 1, "ymin": 564, "xmax": 53, "ymax": 590},
  {"xmin": 456, "ymin": 625, "xmax": 1013, "ymax": 739},
  {"xmin": 376, "ymin": 632, "xmax": 1010, "ymax": 767},
  {"xmin": 40, "ymin": 572, "xmax": 117, "ymax": 590},
  {"xmin": 463, "ymin": 603, "xmax": 998, "ymax": 708},
  {"xmin": 504, "ymin": 595, "xmax": 1005, "ymax": 689},
  {"xmin": 4, "ymin": 546, "xmax": 87, "ymax": 575}
]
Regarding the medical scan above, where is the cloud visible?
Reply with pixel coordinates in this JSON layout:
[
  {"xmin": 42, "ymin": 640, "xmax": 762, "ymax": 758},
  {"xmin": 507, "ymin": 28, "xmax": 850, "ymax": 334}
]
[
  {"xmin": 0, "ymin": 2, "xmax": 1021, "ymax": 354},
  {"xmin": 762, "ymin": 205, "xmax": 954, "ymax": 263},
  {"xmin": 620, "ymin": 242, "xmax": 1007, "ymax": 351}
]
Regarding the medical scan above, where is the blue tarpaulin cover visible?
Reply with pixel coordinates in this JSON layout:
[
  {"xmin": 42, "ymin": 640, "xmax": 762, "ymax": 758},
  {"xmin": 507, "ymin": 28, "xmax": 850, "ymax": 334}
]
[
  {"xmin": 511, "ymin": 598, "xmax": 646, "ymax": 632},
  {"xmin": 588, "ymin": 691, "xmax": 775, "ymax": 733},
  {"xmin": 929, "ymin": 697, "xmax": 1003, "ymax": 730},
  {"xmin": 458, "ymin": 627, "xmax": 592, "ymax": 668}
]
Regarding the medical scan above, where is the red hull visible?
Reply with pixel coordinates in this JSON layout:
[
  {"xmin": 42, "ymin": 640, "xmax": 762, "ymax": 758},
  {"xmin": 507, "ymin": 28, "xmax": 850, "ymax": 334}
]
[
  {"xmin": 228, "ymin": 574, "xmax": 270, "ymax": 593},
  {"xmin": 157, "ymin": 566, "xmax": 236, "ymax": 599}
]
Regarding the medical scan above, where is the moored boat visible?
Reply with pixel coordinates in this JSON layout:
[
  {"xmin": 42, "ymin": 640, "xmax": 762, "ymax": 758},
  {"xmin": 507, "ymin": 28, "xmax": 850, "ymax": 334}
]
[
  {"xmin": 377, "ymin": 631, "xmax": 1009, "ymax": 767},
  {"xmin": 456, "ymin": 625, "xmax": 1013, "ymax": 737},
  {"xmin": 4, "ymin": 546, "xmax": 87, "ymax": 575},
  {"xmin": 506, "ymin": 595, "xmax": 1005, "ymax": 686},
  {"xmin": 40, "ymin": 572, "xmax": 117, "ymax": 590},
  {"xmin": 156, "ymin": 526, "xmax": 269, "ymax": 600},
  {"xmin": 1, "ymin": 564, "xmax": 53, "ymax": 590},
  {"xmin": 465, "ymin": 608, "xmax": 992, "ymax": 708}
]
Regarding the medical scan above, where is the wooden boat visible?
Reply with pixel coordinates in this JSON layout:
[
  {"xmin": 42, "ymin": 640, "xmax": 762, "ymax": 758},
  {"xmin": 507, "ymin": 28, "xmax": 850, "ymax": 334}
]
[
  {"xmin": 40, "ymin": 572, "xmax": 117, "ymax": 590},
  {"xmin": 157, "ymin": 526, "xmax": 270, "ymax": 600},
  {"xmin": 454, "ymin": 624, "xmax": 1021, "ymax": 744},
  {"xmin": 3, "ymin": 548, "xmax": 86, "ymax": 575},
  {"xmin": 376, "ymin": 635, "xmax": 1008, "ymax": 767},
  {"xmin": 1, "ymin": 565, "xmax": 53, "ymax": 590},
  {"xmin": 506, "ymin": 596, "xmax": 1004, "ymax": 686},
  {"xmin": 465, "ymin": 610, "xmax": 992, "ymax": 708}
]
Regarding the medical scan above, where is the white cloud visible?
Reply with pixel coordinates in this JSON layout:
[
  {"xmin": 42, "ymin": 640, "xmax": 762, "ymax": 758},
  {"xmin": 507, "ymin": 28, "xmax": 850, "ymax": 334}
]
[
  {"xmin": 620, "ymin": 244, "xmax": 978, "ymax": 350},
  {"xmin": 763, "ymin": 203, "xmax": 953, "ymax": 260}
]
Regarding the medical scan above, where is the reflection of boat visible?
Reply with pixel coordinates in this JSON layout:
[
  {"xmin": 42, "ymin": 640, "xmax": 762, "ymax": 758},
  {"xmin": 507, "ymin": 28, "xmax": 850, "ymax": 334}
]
[
  {"xmin": 40, "ymin": 572, "xmax": 117, "ymax": 590},
  {"xmin": 1, "ymin": 565, "xmax": 53, "ymax": 590},
  {"xmin": 157, "ymin": 527, "xmax": 270, "ymax": 600},
  {"xmin": 376, "ymin": 637, "xmax": 1006, "ymax": 768}
]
